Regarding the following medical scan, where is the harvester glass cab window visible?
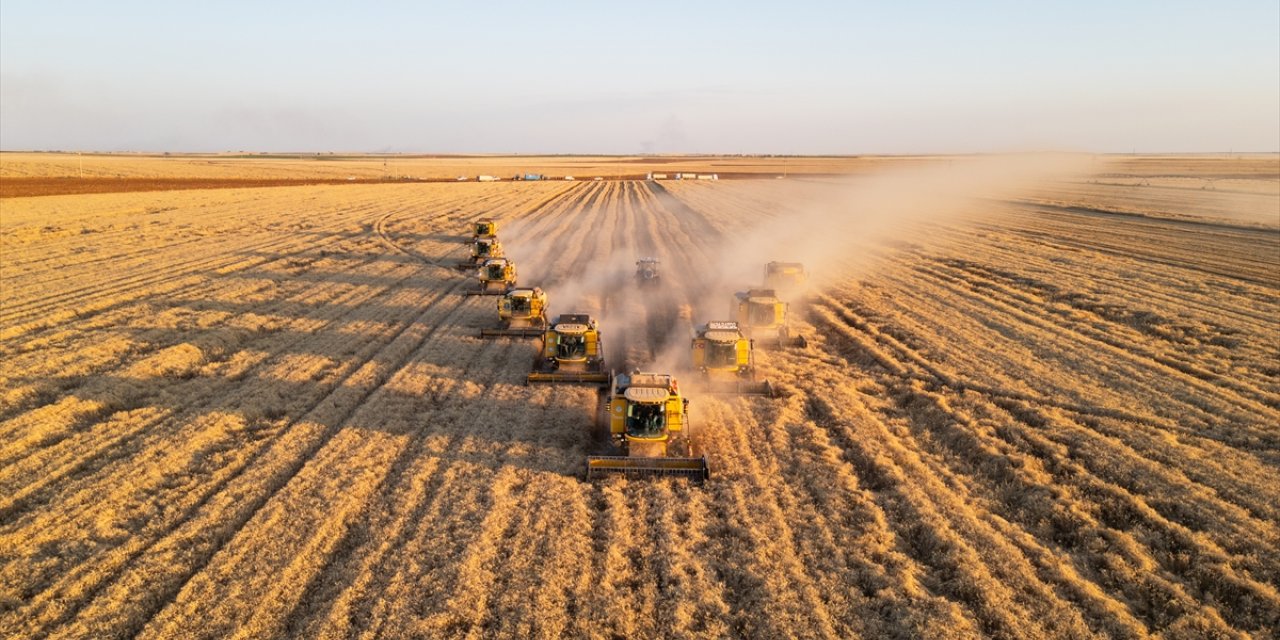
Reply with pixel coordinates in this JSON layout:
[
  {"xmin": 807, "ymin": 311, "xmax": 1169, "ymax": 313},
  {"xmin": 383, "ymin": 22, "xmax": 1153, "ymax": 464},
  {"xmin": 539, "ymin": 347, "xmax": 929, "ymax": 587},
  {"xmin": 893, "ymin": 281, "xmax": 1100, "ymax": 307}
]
[
  {"xmin": 478, "ymin": 243, "xmax": 490, "ymax": 256},
  {"xmin": 708, "ymin": 341, "xmax": 737, "ymax": 367},
  {"xmin": 557, "ymin": 334, "xmax": 586, "ymax": 359},
  {"xmin": 487, "ymin": 264, "xmax": 504, "ymax": 279},
  {"xmin": 511, "ymin": 296, "xmax": 529, "ymax": 313},
  {"xmin": 749, "ymin": 301, "xmax": 775, "ymax": 327},
  {"xmin": 626, "ymin": 403, "xmax": 666, "ymax": 438}
]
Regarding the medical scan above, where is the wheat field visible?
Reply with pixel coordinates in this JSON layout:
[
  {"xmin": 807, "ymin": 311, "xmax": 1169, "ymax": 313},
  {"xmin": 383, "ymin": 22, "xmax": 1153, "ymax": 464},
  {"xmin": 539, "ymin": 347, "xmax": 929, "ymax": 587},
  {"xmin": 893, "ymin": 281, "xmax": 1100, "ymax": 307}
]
[{"xmin": 1, "ymin": 155, "xmax": 1278, "ymax": 639}]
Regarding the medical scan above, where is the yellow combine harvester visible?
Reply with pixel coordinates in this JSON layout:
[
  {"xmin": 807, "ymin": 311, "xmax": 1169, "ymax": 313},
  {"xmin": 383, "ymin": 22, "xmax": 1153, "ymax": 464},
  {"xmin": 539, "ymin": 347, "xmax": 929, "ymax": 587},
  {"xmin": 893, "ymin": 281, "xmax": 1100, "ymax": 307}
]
[
  {"xmin": 527, "ymin": 313, "xmax": 610, "ymax": 384},
  {"xmin": 731, "ymin": 288, "xmax": 807, "ymax": 348},
  {"xmin": 587, "ymin": 372, "xmax": 709, "ymax": 481},
  {"xmin": 457, "ymin": 237, "xmax": 504, "ymax": 270},
  {"xmin": 480, "ymin": 286, "xmax": 547, "ymax": 338},
  {"xmin": 764, "ymin": 261, "xmax": 808, "ymax": 293},
  {"xmin": 465, "ymin": 258, "xmax": 517, "ymax": 296},
  {"xmin": 691, "ymin": 321, "xmax": 776, "ymax": 396},
  {"xmin": 472, "ymin": 219, "xmax": 497, "ymax": 238},
  {"xmin": 471, "ymin": 237, "xmax": 503, "ymax": 263}
]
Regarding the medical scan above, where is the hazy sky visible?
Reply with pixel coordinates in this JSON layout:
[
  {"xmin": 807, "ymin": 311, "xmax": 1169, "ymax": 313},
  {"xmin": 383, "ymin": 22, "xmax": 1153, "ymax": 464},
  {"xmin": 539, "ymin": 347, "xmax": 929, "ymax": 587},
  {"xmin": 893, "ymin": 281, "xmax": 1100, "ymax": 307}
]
[{"xmin": 2, "ymin": 1, "xmax": 1277, "ymax": 153}]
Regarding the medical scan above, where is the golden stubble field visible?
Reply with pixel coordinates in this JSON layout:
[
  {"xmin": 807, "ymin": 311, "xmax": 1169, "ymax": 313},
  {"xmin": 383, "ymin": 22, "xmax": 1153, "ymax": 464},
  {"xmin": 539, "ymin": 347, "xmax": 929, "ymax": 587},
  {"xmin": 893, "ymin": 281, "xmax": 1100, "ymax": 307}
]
[{"xmin": 1, "ymin": 154, "xmax": 1278, "ymax": 639}]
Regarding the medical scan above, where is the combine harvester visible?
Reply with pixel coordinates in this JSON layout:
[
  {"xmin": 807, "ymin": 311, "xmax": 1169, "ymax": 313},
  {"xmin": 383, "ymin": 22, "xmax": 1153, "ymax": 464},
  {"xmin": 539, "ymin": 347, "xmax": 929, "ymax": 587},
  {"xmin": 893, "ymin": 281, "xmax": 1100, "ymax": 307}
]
[
  {"xmin": 587, "ymin": 371, "xmax": 709, "ymax": 481},
  {"xmin": 691, "ymin": 321, "xmax": 776, "ymax": 396},
  {"xmin": 731, "ymin": 288, "xmax": 807, "ymax": 348},
  {"xmin": 527, "ymin": 313, "xmax": 610, "ymax": 384},
  {"xmin": 457, "ymin": 236, "xmax": 503, "ymax": 270},
  {"xmin": 480, "ymin": 287, "xmax": 547, "ymax": 338},
  {"xmin": 472, "ymin": 218, "xmax": 497, "ymax": 239},
  {"xmin": 465, "ymin": 257, "xmax": 517, "ymax": 296},
  {"xmin": 764, "ymin": 261, "xmax": 808, "ymax": 294},
  {"xmin": 635, "ymin": 258, "xmax": 661, "ymax": 287}
]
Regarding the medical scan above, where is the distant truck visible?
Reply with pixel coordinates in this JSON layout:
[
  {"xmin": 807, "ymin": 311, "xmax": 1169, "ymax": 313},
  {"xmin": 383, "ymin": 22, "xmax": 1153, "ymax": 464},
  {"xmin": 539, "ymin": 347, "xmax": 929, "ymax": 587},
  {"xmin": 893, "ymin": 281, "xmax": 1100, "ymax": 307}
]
[
  {"xmin": 478, "ymin": 175, "xmax": 500, "ymax": 182},
  {"xmin": 520, "ymin": 174, "xmax": 543, "ymax": 181}
]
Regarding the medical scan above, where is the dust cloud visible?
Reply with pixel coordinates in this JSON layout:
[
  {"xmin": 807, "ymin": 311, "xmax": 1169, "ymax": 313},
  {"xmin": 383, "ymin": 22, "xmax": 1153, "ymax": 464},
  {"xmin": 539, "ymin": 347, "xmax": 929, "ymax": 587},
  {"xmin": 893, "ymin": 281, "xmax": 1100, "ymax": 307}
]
[
  {"xmin": 697, "ymin": 153, "xmax": 1093, "ymax": 306},
  {"xmin": 506, "ymin": 154, "xmax": 1091, "ymax": 372}
]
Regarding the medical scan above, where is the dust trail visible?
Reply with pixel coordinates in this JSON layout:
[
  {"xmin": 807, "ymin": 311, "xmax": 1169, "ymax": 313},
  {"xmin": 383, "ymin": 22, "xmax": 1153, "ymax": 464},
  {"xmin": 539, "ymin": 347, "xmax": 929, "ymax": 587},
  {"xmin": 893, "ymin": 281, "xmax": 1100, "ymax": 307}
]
[
  {"xmin": 696, "ymin": 154, "xmax": 1093, "ymax": 306},
  {"xmin": 503, "ymin": 155, "xmax": 1090, "ymax": 374}
]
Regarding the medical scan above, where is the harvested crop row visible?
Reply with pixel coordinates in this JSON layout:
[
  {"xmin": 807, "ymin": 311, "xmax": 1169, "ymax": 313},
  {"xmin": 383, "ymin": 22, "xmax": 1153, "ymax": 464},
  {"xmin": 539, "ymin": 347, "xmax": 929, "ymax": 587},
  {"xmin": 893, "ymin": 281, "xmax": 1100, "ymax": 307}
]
[{"xmin": 2, "ymin": 167, "xmax": 1276, "ymax": 638}]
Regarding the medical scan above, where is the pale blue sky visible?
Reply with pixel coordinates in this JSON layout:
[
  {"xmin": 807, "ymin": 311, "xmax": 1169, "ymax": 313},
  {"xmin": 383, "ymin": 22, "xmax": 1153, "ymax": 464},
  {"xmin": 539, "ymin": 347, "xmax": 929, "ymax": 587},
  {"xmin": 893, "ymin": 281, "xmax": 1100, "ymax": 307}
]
[{"xmin": 2, "ymin": 1, "xmax": 1277, "ymax": 153}]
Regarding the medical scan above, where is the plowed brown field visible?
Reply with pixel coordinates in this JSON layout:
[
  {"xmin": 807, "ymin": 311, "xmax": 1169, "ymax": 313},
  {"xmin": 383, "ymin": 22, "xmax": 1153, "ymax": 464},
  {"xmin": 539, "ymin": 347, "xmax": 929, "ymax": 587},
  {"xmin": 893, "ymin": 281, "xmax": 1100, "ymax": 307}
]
[{"xmin": 2, "ymin": 156, "xmax": 1278, "ymax": 639}]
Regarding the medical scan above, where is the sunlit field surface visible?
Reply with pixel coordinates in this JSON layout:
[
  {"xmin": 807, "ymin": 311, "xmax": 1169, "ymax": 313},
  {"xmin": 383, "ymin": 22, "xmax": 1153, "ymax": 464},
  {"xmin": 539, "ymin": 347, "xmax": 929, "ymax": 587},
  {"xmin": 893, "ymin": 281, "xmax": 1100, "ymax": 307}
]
[{"xmin": 2, "ymin": 154, "xmax": 1277, "ymax": 639}]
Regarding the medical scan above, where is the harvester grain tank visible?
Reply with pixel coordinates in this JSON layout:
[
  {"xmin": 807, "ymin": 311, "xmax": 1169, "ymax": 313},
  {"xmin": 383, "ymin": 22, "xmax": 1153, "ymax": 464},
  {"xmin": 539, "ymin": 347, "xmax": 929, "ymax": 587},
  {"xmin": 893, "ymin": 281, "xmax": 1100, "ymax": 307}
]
[
  {"xmin": 587, "ymin": 372, "xmax": 709, "ymax": 480},
  {"xmin": 527, "ymin": 313, "xmax": 609, "ymax": 384},
  {"xmin": 764, "ymin": 261, "xmax": 807, "ymax": 293},
  {"xmin": 635, "ymin": 258, "xmax": 660, "ymax": 286},
  {"xmin": 480, "ymin": 287, "xmax": 548, "ymax": 338},
  {"xmin": 465, "ymin": 257, "xmax": 517, "ymax": 296},
  {"xmin": 731, "ymin": 288, "xmax": 807, "ymax": 348},
  {"xmin": 691, "ymin": 321, "xmax": 775, "ymax": 396}
]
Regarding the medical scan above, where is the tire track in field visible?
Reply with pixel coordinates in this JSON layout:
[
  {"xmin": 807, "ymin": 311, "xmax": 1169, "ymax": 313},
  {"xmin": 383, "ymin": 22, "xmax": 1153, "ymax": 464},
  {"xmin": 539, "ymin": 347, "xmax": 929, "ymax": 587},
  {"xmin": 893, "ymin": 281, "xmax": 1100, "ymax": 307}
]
[
  {"xmin": 920, "ymin": 256, "xmax": 1278, "ymax": 415},
  {"xmin": 811, "ymin": 291, "xmax": 1280, "ymax": 519},
  {"xmin": 125, "ymin": 289, "xmax": 479, "ymax": 640},
  {"xmin": 0, "ymin": 184, "xmax": 548, "ymax": 418},
  {"xmin": 57, "ymin": 185, "xmax": 589, "ymax": 639},
  {"xmin": 0, "ymin": 185, "xmax": 504, "ymax": 339},
  {"xmin": 0, "ymin": 187, "xmax": 520, "ymax": 490},
  {"xmin": 807, "ymin": 292, "xmax": 1279, "ymax": 635},
  {"xmin": 0, "ymin": 245, "xmax": 410, "ymax": 514},
  {"xmin": 902, "ymin": 260, "xmax": 1279, "ymax": 425},
  {"xmin": 0, "ymin": 220, "xmax": 412, "ymax": 440},
  {"xmin": 175, "ymin": 184, "xmax": 593, "ymax": 634},
  {"xmin": 0, "ymin": 198, "xmax": 389, "ymax": 329},
  {"xmin": 8, "ymin": 186, "xmax": 576, "ymax": 637},
  {"xmin": 8, "ymin": 246, "xmax": 459, "ymax": 639}
]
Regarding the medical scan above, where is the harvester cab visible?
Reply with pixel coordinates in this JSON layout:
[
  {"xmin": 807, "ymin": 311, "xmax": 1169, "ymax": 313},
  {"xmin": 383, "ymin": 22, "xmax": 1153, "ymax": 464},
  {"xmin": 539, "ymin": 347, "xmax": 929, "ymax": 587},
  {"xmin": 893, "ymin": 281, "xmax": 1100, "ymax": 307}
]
[
  {"xmin": 732, "ymin": 289, "xmax": 807, "ymax": 348},
  {"xmin": 527, "ymin": 313, "xmax": 609, "ymax": 384},
  {"xmin": 473, "ymin": 219, "xmax": 498, "ymax": 239},
  {"xmin": 691, "ymin": 321, "xmax": 776, "ymax": 396},
  {"xmin": 587, "ymin": 372, "xmax": 709, "ymax": 481},
  {"xmin": 764, "ymin": 261, "xmax": 808, "ymax": 294},
  {"xmin": 479, "ymin": 287, "xmax": 547, "ymax": 338},
  {"xmin": 635, "ymin": 258, "xmax": 661, "ymax": 286},
  {"xmin": 466, "ymin": 258, "xmax": 517, "ymax": 296}
]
